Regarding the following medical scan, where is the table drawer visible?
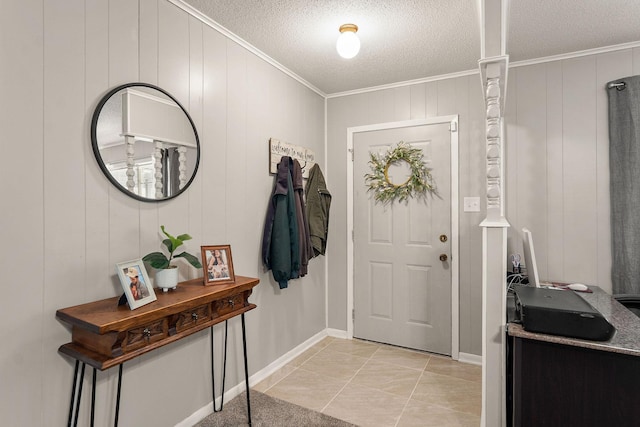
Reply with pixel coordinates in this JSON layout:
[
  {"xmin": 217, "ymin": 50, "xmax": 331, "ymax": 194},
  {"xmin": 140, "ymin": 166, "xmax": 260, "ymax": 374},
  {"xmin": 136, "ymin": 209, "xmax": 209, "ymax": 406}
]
[
  {"xmin": 123, "ymin": 318, "xmax": 167, "ymax": 352},
  {"xmin": 175, "ymin": 304, "xmax": 211, "ymax": 333},
  {"xmin": 212, "ymin": 293, "xmax": 245, "ymax": 318}
]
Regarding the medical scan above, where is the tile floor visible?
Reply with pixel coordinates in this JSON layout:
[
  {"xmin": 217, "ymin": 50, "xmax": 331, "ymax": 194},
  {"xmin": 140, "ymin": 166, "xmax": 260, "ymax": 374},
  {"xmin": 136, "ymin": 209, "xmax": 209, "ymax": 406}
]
[{"xmin": 253, "ymin": 337, "xmax": 481, "ymax": 427}]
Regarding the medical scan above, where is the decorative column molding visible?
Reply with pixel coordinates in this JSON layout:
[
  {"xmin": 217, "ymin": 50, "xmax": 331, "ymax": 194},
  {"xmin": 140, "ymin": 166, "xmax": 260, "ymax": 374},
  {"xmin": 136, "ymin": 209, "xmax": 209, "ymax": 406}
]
[
  {"xmin": 125, "ymin": 136, "xmax": 136, "ymax": 193},
  {"xmin": 178, "ymin": 146, "xmax": 187, "ymax": 189},
  {"xmin": 154, "ymin": 141, "xmax": 164, "ymax": 199},
  {"xmin": 478, "ymin": 55, "xmax": 509, "ymax": 427},
  {"xmin": 479, "ymin": 56, "xmax": 509, "ymax": 224}
]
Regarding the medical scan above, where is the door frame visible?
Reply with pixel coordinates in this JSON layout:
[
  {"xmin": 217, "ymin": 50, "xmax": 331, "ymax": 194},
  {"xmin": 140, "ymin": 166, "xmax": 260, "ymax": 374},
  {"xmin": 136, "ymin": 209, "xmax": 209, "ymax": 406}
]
[{"xmin": 346, "ymin": 116, "xmax": 460, "ymax": 360}]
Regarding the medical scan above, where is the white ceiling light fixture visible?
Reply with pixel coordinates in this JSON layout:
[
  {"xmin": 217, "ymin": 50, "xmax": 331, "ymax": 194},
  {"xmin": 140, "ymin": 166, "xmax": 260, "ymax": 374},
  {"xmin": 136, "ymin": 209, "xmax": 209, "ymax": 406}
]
[{"xmin": 336, "ymin": 24, "xmax": 360, "ymax": 59}]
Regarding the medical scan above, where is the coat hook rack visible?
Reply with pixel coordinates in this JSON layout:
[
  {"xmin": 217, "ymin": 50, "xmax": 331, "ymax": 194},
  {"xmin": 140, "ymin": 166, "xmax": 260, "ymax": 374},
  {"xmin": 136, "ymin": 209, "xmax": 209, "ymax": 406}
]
[{"xmin": 269, "ymin": 138, "xmax": 316, "ymax": 179}]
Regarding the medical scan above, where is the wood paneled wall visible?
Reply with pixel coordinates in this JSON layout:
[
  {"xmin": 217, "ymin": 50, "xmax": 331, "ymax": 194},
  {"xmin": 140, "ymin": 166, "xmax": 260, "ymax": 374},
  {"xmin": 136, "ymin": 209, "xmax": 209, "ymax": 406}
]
[
  {"xmin": 506, "ymin": 48, "xmax": 640, "ymax": 293},
  {"xmin": 326, "ymin": 75, "xmax": 486, "ymax": 356},
  {"xmin": 0, "ymin": 1, "xmax": 325, "ymax": 426},
  {"xmin": 326, "ymin": 48, "xmax": 640, "ymax": 357}
]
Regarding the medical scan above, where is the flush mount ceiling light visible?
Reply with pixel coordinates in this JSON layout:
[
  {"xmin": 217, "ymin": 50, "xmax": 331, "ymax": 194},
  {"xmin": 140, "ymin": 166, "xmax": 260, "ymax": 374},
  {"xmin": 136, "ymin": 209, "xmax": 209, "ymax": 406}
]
[{"xmin": 336, "ymin": 24, "xmax": 360, "ymax": 59}]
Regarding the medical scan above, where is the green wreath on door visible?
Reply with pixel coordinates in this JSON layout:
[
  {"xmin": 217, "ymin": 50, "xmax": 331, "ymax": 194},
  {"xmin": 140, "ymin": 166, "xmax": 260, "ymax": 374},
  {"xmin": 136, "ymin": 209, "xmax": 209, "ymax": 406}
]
[{"xmin": 364, "ymin": 141, "xmax": 436, "ymax": 204}]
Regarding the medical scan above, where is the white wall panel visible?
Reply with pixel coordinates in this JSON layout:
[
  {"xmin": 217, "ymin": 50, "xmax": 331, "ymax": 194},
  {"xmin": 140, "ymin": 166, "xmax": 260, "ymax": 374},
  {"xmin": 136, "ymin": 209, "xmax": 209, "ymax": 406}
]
[
  {"xmin": 327, "ymin": 76, "xmax": 486, "ymax": 356},
  {"xmin": 140, "ymin": 0, "xmax": 159, "ymax": 84},
  {"xmin": 410, "ymin": 82, "xmax": 427, "ymax": 119},
  {"xmin": 0, "ymin": 2, "xmax": 44, "ymax": 426},
  {"xmin": 507, "ymin": 49, "xmax": 639, "ymax": 293},
  {"xmin": 563, "ymin": 57, "xmax": 598, "ymax": 283},
  {"xmin": 109, "ymin": 0, "xmax": 139, "ymax": 85},
  {"xmin": 545, "ymin": 61, "xmax": 565, "ymax": 281},
  {"xmin": 85, "ymin": 0, "xmax": 111, "ymax": 302},
  {"xmin": 187, "ymin": 14, "xmax": 204, "ymax": 280},
  {"xmin": 42, "ymin": 1, "xmax": 87, "ymax": 424},
  {"xmin": 426, "ymin": 81, "xmax": 439, "ymax": 117},
  {"xmin": 0, "ymin": 1, "xmax": 326, "ymax": 425}
]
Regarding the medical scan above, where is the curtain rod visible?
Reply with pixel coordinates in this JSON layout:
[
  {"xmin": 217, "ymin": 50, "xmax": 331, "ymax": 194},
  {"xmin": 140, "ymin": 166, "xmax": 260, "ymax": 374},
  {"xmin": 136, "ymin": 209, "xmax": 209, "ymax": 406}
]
[{"xmin": 608, "ymin": 82, "xmax": 626, "ymax": 90}]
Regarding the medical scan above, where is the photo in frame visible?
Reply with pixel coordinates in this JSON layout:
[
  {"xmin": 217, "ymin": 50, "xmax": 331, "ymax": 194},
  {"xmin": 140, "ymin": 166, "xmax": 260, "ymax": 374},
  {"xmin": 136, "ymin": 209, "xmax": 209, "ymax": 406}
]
[
  {"xmin": 201, "ymin": 245, "xmax": 235, "ymax": 285},
  {"xmin": 116, "ymin": 259, "xmax": 157, "ymax": 310}
]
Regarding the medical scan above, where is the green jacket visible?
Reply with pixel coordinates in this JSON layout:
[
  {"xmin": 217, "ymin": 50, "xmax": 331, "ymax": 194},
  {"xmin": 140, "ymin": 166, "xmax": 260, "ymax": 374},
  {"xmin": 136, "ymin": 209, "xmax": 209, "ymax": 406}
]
[{"xmin": 305, "ymin": 164, "xmax": 331, "ymax": 257}]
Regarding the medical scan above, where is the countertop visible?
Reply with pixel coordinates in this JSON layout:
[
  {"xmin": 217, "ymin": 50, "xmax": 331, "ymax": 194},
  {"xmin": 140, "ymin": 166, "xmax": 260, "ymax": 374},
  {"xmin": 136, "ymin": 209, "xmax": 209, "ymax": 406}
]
[{"xmin": 507, "ymin": 286, "xmax": 640, "ymax": 357}]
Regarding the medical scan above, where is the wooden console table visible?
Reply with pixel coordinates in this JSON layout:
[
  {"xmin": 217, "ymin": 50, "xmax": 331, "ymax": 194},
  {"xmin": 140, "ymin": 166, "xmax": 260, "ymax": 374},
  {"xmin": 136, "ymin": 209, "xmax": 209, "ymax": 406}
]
[{"xmin": 57, "ymin": 276, "xmax": 260, "ymax": 427}]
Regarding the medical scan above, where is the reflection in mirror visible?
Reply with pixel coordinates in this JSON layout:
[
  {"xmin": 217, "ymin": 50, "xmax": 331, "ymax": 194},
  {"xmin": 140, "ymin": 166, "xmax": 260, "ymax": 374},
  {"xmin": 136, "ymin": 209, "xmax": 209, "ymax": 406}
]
[{"xmin": 91, "ymin": 83, "xmax": 200, "ymax": 201}]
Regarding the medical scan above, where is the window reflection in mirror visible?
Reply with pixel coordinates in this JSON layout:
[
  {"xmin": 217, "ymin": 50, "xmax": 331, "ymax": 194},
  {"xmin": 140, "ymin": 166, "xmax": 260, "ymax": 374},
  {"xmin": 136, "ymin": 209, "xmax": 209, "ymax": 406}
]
[{"xmin": 91, "ymin": 83, "xmax": 200, "ymax": 202}]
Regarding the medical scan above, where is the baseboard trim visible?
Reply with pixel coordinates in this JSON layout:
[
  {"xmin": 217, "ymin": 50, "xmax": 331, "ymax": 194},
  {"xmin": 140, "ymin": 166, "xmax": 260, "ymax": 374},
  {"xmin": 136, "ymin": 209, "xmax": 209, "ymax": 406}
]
[
  {"xmin": 458, "ymin": 352, "xmax": 482, "ymax": 366},
  {"xmin": 175, "ymin": 330, "xmax": 329, "ymax": 427},
  {"xmin": 326, "ymin": 328, "xmax": 348, "ymax": 339}
]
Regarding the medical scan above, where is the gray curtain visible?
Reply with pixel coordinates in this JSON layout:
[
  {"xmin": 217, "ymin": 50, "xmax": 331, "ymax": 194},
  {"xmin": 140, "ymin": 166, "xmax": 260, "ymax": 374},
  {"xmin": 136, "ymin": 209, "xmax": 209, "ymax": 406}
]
[{"xmin": 608, "ymin": 75, "xmax": 640, "ymax": 294}]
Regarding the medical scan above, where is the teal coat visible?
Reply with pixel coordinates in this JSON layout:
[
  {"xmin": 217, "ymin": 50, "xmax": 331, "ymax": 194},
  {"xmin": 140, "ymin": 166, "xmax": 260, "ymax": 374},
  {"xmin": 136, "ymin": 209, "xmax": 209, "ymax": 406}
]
[{"xmin": 262, "ymin": 157, "xmax": 299, "ymax": 288}]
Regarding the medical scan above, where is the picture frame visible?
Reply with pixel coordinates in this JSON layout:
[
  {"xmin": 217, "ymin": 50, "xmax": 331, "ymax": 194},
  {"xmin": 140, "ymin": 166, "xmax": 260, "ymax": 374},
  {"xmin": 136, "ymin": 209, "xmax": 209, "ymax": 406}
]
[
  {"xmin": 116, "ymin": 259, "xmax": 157, "ymax": 310},
  {"xmin": 201, "ymin": 245, "xmax": 235, "ymax": 285}
]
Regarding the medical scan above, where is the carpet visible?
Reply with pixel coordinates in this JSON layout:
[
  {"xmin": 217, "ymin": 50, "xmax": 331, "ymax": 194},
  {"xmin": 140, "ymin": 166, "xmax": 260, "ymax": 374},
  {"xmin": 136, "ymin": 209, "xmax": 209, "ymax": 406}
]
[{"xmin": 195, "ymin": 390, "xmax": 357, "ymax": 427}]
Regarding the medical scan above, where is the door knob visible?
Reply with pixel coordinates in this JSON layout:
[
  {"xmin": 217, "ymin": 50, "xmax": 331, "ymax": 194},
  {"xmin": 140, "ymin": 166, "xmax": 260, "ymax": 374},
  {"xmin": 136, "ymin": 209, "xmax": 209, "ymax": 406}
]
[
  {"xmin": 439, "ymin": 254, "xmax": 448, "ymax": 262},
  {"xmin": 439, "ymin": 234, "xmax": 448, "ymax": 243}
]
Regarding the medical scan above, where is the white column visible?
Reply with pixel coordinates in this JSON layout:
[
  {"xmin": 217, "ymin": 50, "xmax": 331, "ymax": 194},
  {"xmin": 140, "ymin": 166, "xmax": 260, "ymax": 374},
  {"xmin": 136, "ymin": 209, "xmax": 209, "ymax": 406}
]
[
  {"xmin": 479, "ymin": 1, "xmax": 510, "ymax": 425},
  {"xmin": 154, "ymin": 141, "xmax": 164, "ymax": 199},
  {"xmin": 178, "ymin": 146, "xmax": 187, "ymax": 189},
  {"xmin": 125, "ymin": 135, "xmax": 136, "ymax": 192}
]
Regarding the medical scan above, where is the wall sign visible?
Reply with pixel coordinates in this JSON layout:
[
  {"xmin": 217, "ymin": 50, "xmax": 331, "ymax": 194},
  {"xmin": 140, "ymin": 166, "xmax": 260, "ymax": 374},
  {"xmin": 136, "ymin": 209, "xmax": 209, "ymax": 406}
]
[{"xmin": 269, "ymin": 138, "xmax": 315, "ymax": 178}]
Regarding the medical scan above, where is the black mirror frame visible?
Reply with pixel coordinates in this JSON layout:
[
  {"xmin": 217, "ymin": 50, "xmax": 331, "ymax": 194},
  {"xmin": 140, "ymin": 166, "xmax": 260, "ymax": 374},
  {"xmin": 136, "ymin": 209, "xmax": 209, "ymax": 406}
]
[{"xmin": 90, "ymin": 82, "xmax": 201, "ymax": 202}]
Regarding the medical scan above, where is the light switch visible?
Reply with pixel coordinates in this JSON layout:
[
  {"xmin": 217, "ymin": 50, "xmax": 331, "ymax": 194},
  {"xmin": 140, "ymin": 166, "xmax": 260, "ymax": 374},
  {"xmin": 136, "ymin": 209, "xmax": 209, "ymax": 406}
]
[{"xmin": 464, "ymin": 197, "xmax": 480, "ymax": 212}]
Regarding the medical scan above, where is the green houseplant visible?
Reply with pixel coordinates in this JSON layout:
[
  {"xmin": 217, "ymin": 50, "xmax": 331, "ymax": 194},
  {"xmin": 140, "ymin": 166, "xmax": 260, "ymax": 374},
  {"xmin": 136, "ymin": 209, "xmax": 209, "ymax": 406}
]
[{"xmin": 143, "ymin": 225, "xmax": 202, "ymax": 291}]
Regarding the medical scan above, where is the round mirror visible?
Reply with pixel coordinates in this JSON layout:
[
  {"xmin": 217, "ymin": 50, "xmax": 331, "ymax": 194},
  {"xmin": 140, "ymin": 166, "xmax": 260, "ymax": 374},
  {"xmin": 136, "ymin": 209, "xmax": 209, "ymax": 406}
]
[{"xmin": 91, "ymin": 83, "xmax": 200, "ymax": 202}]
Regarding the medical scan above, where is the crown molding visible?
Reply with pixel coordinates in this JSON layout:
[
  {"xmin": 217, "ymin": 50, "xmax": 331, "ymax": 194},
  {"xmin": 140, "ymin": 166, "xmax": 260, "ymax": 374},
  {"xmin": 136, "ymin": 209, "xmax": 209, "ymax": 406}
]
[{"xmin": 169, "ymin": 0, "xmax": 326, "ymax": 97}]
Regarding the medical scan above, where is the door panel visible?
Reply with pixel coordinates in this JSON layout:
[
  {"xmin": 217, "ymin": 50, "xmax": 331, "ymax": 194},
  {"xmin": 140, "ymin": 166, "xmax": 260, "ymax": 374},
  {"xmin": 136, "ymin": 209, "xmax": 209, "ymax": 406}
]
[{"xmin": 353, "ymin": 123, "xmax": 451, "ymax": 354}]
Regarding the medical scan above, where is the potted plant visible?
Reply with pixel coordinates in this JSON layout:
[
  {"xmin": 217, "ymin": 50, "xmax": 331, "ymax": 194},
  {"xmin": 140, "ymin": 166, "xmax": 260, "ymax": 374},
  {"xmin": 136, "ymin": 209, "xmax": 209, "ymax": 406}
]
[{"xmin": 142, "ymin": 225, "xmax": 202, "ymax": 292}]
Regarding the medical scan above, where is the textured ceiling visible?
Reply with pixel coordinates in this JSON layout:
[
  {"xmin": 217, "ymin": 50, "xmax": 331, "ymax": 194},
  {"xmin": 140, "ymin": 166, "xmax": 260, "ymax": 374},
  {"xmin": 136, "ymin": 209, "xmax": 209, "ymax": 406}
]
[{"xmin": 182, "ymin": 0, "xmax": 640, "ymax": 95}]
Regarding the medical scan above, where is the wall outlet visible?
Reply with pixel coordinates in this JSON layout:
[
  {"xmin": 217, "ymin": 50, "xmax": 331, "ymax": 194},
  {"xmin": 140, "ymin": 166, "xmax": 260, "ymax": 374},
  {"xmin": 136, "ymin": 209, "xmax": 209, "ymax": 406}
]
[{"xmin": 464, "ymin": 197, "xmax": 480, "ymax": 212}]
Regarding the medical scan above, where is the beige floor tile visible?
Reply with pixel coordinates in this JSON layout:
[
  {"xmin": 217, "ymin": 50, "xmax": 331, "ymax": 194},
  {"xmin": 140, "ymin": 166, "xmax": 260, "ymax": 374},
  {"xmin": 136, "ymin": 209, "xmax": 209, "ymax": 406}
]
[
  {"xmin": 397, "ymin": 399, "xmax": 480, "ymax": 427},
  {"xmin": 323, "ymin": 338, "xmax": 380, "ymax": 358},
  {"xmin": 264, "ymin": 367, "xmax": 348, "ymax": 412},
  {"xmin": 299, "ymin": 346, "xmax": 369, "ymax": 380},
  {"xmin": 425, "ymin": 356, "xmax": 482, "ymax": 383},
  {"xmin": 370, "ymin": 344, "xmax": 431, "ymax": 370},
  {"xmin": 323, "ymin": 382, "xmax": 408, "ymax": 427},
  {"xmin": 412, "ymin": 372, "xmax": 481, "ymax": 416},
  {"xmin": 258, "ymin": 338, "xmax": 482, "ymax": 426},
  {"xmin": 252, "ymin": 364, "xmax": 297, "ymax": 392},
  {"xmin": 351, "ymin": 359, "xmax": 422, "ymax": 398},
  {"xmin": 289, "ymin": 340, "xmax": 327, "ymax": 367}
]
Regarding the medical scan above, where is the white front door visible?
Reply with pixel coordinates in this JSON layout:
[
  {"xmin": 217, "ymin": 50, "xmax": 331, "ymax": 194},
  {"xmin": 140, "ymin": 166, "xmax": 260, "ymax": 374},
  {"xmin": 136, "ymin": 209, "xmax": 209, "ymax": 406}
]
[{"xmin": 352, "ymin": 122, "xmax": 453, "ymax": 355}]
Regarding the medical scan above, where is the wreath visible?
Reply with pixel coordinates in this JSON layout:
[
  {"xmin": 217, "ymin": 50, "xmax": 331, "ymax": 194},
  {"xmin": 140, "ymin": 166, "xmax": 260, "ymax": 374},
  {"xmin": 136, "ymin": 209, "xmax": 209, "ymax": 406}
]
[{"xmin": 364, "ymin": 141, "xmax": 436, "ymax": 204}]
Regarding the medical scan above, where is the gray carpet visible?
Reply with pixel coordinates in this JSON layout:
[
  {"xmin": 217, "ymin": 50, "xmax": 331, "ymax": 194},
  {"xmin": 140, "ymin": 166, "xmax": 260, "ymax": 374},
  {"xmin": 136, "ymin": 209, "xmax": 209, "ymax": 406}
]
[{"xmin": 195, "ymin": 390, "xmax": 357, "ymax": 427}]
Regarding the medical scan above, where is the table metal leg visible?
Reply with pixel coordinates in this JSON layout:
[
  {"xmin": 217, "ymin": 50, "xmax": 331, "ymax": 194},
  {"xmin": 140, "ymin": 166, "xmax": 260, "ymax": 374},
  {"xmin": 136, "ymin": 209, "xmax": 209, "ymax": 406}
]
[
  {"xmin": 241, "ymin": 313, "xmax": 252, "ymax": 426},
  {"xmin": 67, "ymin": 360, "xmax": 80, "ymax": 427},
  {"xmin": 211, "ymin": 321, "xmax": 228, "ymax": 412},
  {"xmin": 91, "ymin": 368, "xmax": 97, "ymax": 427},
  {"xmin": 114, "ymin": 364, "xmax": 123, "ymax": 427},
  {"xmin": 71, "ymin": 362, "xmax": 86, "ymax": 427}
]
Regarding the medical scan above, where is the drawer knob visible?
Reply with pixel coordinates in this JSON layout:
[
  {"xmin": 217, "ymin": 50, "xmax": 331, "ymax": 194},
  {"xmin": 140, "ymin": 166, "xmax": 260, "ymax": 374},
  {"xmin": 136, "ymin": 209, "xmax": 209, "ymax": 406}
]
[
  {"xmin": 191, "ymin": 312, "xmax": 199, "ymax": 321},
  {"xmin": 228, "ymin": 299, "xmax": 235, "ymax": 308},
  {"xmin": 143, "ymin": 328, "xmax": 151, "ymax": 340}
]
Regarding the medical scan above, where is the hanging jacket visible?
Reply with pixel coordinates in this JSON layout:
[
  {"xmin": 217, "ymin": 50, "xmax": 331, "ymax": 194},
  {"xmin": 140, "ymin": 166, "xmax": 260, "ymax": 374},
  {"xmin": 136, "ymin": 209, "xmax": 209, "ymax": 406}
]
[
  {"xmin": 261, "ymin": 157, "xmax": 299, "ymax": 288},
  {"xmin": 305, "ymin": 164, "xmax": 332, "ymax": 257},
  {"xmin": 292, "ymin": 159, "xmax": 313, "ymax": 276}
]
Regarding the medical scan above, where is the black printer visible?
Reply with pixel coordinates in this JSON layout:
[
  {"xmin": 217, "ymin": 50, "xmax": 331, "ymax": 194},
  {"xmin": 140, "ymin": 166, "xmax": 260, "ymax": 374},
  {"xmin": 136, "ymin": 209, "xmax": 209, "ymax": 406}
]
[{"xmin": 512, "ymin": 285, "xmax": 615, "ymax": 341}]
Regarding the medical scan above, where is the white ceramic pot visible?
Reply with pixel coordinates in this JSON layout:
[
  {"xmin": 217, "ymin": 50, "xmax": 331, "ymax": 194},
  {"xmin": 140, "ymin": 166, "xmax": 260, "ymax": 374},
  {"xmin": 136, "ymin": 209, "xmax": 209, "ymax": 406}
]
[{"xmin": 155, "ymin": 267, "xmax": 179, "ymax": 292}]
